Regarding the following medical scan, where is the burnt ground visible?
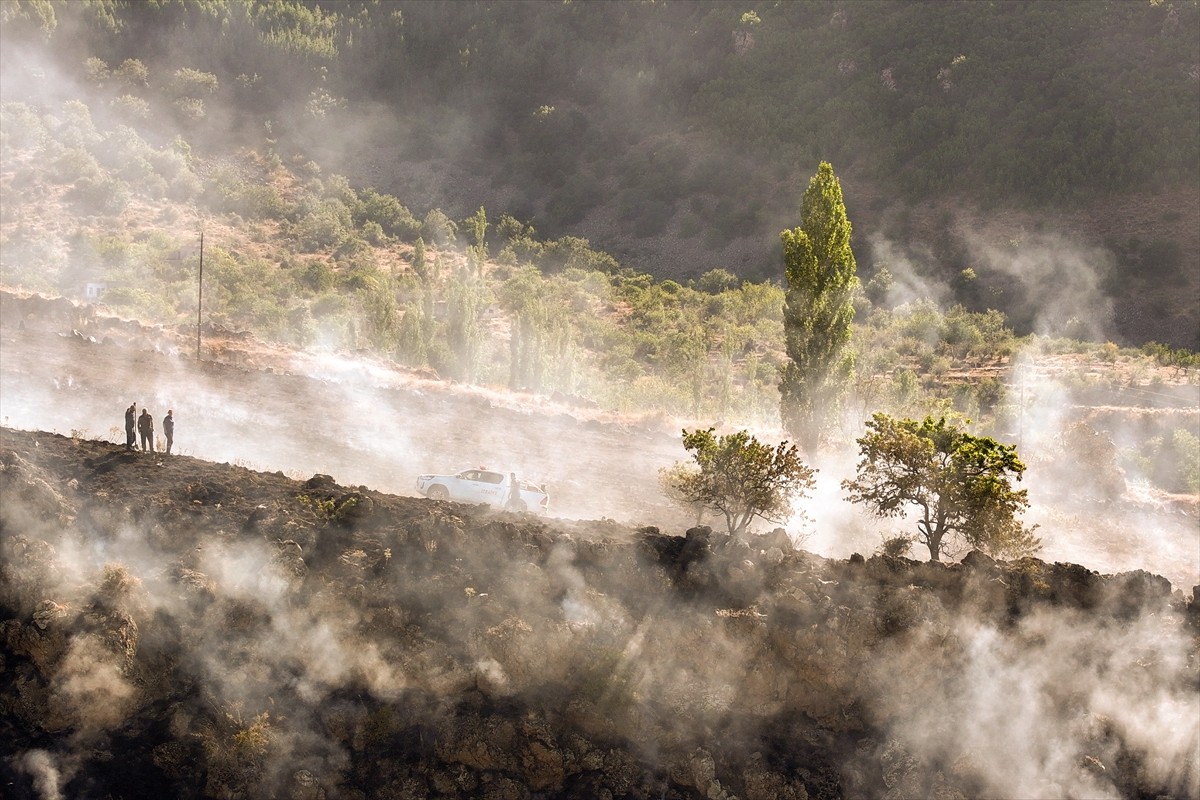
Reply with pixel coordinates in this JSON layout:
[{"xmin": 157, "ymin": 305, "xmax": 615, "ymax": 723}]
[{"xmin": 1, "ymin": 426, "xmax": 1198, "ymax": 800}]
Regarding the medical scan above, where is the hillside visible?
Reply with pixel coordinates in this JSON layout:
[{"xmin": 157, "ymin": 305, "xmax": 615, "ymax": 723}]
[
  {"xmin": 2, "ymin": 425, "xmax": 1198, "ymax": 799},
  {"xmin": 1, "ymin": 0, "xmax": 1197, "ymax": 348}
]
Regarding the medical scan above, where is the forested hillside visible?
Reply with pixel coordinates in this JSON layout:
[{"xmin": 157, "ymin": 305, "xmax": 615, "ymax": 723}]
[{"xmin": 1, "ymin": 0, "xmax": 1197, "ymax": 348}]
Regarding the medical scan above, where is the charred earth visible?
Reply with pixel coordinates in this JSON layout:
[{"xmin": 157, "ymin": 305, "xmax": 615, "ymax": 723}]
[{"xmin": 1, "ymin": 427, "xmax": 1197, "ymax": 800}]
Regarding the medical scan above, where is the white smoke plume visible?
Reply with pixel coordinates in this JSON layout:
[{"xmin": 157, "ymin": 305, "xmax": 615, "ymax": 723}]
[{"xmin": 15, "ymin": 750, "xmax": 63, "ymax": 800}]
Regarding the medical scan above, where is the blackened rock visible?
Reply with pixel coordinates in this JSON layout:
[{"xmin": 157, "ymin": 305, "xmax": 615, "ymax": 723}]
[
  {"xmin": 960, "ymin": 550, "xmax": 996, "ymax": 571},
  {"xmin": 304, "ymin": 473, "xmax": 337, "ymax": 491},
  {"xmin": 1107, "ymin": 569, "xmax": 1172, "ymax": 618}
]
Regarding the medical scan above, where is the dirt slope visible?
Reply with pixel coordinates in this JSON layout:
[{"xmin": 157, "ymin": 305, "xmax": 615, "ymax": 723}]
[{"xmin": 1, "ymin": 426, "xmax": 1197, "ymax": 799}]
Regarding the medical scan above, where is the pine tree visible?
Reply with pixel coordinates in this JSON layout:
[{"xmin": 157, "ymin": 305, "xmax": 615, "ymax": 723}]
[{"xmin": 779, "ymin": 161, "xmax": 859, "ymax": 454}]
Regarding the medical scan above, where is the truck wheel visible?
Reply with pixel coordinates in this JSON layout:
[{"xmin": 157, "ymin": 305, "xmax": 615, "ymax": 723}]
[{"xmin": 428, "ymin": 485, "xmax": 449, "ymax": 501}]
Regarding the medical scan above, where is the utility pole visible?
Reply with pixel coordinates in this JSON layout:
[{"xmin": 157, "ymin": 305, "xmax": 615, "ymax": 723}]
[{"xmin": 196, "ymin": 230, "xmax": 204, "ymax": 361}]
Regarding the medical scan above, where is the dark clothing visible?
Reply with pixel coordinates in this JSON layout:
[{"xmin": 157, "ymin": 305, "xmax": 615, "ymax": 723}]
[
  {"xmin": 163, "ymin": 413, "xmax": 174, "ymax": 454},
  {"xmin": 138, "ymin": 410, "xmax": 154, "ymax": 452},
  {"xmin": 125, "ymin": 406, "xmax": 137, "ymax": 450}
]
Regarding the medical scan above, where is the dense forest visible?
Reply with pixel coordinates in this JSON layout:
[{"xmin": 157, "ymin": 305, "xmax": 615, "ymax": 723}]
[{"xmin": 2, "ymin": 0, "xmax": 1197, "ymax": 345}]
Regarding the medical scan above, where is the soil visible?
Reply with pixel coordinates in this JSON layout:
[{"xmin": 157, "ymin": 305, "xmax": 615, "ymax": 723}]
[{"xmin": 1, "ymin": 425, "xmax": 1197, "ymax": 800}]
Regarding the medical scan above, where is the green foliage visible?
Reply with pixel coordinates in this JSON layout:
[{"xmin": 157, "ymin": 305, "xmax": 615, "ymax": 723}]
[
  {"xmin": 356, "ymin": 189, "xmax": 420, "ymax": 240},
  {"xmin": 0, "ymin": 0, "xmax": 57, "ymax": 36},
  {"xmin": 1056, "ymin": 421, "xmax": 1125, "ymax": 500},
  {"xmin": 296, "ymin": 491, "xmax": 360, "ymax": 522},
  {"xmin": 422, "ymin": 208, "xmax": 458, "ymax": 248},
  {"xmin": 695, "ymin": 268, "xmax": 740, "ymax": 294},
  {"xmin": 442, "ymin": 275, "xmax": 486, "ymax": 382},
  {"xmin": 411, "ymin": 236, "xmax": 428, "ymax": 281},
  {"xmin": 114, "ymin": 58, "xmax": 149, "ymax": 88},
  {"xmin": 170, "ymin": 67, "xmax": 219, "ymax": 98},
  {"xmin": 1128, "ymin": 428, "xmax": 1200, "ymax": 495},
  {"xmin": 1142, "ymin": 342, "xmax": 1200, "ymax": 375},
  {"xmin": 661, "ymin": 427, "xmax": 816, "ymax": 537},
  {"xmin": 295, "ymin": 199, "xmax": 353, "ymax": 251},
  {"xmin": 539, "ymin": 236, "xmax": 618, "ymax": 274},
  {"xmin": 877, "ymin": 534, "xmax": 915, "ymax": 559},
  {"xmin": 779, "ymin": 162, "xmax": 859, "ymax": 452},
  {"xmin": 843, "ymin": 413, "xmax": 1040, "ymax": 562},
  {"xmin": 495, "ymin": 215, "xmax": 544, "ymax": 265},
  {"xmin": 111, "ymin": 93, "xmax": 150, "ymax": 120}
]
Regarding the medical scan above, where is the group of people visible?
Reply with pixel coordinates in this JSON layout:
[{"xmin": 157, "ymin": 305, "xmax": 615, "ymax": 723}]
[{"xmin": 124, "ymin": 403, "xmax": 174, "ymax": 455}]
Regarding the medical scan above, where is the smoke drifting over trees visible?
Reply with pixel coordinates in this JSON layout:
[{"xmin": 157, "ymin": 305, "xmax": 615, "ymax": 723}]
[{"xmin": 1, "ymin": 3, "xmax": 1198, "ymax": 796}]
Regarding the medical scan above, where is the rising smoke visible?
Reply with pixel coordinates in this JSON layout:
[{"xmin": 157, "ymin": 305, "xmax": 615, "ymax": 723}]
[{"xmin": 2, "ymin": 6, "xmax": 1198, "ymax": 798}]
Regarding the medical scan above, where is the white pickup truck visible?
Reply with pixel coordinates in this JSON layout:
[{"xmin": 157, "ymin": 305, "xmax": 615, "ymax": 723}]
[{"xmin": 415, "ymin": 468, "xmax": 549, "ymax": 513}]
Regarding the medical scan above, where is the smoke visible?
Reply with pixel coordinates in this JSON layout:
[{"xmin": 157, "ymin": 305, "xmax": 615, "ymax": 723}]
[
  {"xmin": 867, "ymin": 233, "xmax": 950, "ymax": 309},
  {"xmin": 49, "ymin": 634, "xmax": 137, "ymax": 736},
  {"xmin": 863, "ymin": 605, "xmax": 1199, "ymax": 799},
  {"xmin": 3, "ymin": 414, "xmax": 1198, "ymax": 798},
  {"xmin": 14, "ymin": 750, "xmax": 63, "ymax": 800},
  {"xmin": 996, "ymin": 346, "xmax": 1200, "ymax": 589},
  {"xmin": 959, "ymin": 225, "xmax": 1116, "ymax": 340}
]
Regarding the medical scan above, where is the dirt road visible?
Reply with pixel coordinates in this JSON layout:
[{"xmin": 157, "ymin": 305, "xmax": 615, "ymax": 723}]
[{"xmin": 0, "ymin": 324, "xmax": 687, "ymax": 526}]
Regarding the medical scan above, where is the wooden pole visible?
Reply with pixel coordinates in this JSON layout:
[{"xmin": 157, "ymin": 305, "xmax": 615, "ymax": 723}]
[{"xmin": 196, "ymin": 230, "xmax": 204, "ymax": 361}]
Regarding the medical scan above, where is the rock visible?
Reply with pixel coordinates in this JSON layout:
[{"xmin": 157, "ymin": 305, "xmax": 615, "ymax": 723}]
[
  {"xmin": 741, "ymin": 752, "xmax": 808, "ymax": 800},
  {"xmin": 303, "ymin": 474, "xmax": 337, "ymax": 490},
  {"xmin": 32, "ymin": 600, "xmax": 68, "ymax": 630},
  {"xmin": 960, "ymin": 550, "xmax": 996, "ymax": 571}
]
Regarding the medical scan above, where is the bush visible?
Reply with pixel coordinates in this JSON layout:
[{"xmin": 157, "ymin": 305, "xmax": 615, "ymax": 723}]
[
  {"xmin": 696, "ymin": 268, "xmax": 740, "ymax": 294},
  {"xmin": 356, "ymin": 189, "xmax": 420, "ymax": 240},
  {"xmin": 877, "ymin": 534, "xmax": 914, "ymax": 558},
  {"xmin": 67, "ymin": 175, "xmax": 130, "ymax": 213},
  {"xmin": 296, "ymin": 199, "xmax": 353, "ymax": 251},
  {"xmin": 111, "ymin": 94, "xmax": 150, "ymax": 120}
]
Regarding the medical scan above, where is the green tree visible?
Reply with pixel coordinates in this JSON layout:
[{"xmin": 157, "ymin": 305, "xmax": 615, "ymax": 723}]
[
  {"xmin": 842, "ymin": 413, "xmax": 1040, "ymax": 562},
  {"xmin": 660, "ymin": 428, "xmax": 816, "ymax": 537},
  {"xmin": 411, "ymin": 236, "xmax": 428, "ymax": 281},
  {"xmin": 114, "ymin": 58, "xmax": 149, "ymax": 88},
  {"xmin": 779, "ymin": 161, "xmax": 859, "ymax": 454},
  {"xmin": 444, "ymin": 275, "xmax": 485, "ymax": 382},
  {"xmin": 465, "ymin": 206, "xmax": 488, "ymax": 253}
]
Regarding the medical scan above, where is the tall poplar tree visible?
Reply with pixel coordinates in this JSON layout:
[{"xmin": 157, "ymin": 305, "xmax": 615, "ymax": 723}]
[{"xmin": 779, "ymin": 161, "xmax": 859, "ymax": 453}]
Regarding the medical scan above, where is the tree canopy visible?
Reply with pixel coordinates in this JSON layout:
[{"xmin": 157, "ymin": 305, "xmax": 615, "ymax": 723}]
[
  {"xmin": 661, "ymin": 427, "xmax": 815, "ymax": 537},
  {"xmin": 842, "ymin": 413, "xmax": 1040, "ymax": 562},
  {"xmin": 779, "ymin": 161, "xmax": 859, "ymax": 454}
]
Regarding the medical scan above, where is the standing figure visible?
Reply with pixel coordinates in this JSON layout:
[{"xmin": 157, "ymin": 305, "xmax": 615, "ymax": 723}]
[
  {"xmin": 505, "ymin": 472, "xmax": 526, "ymax": 512},
  {"xmin": 163, "ymin": 409, "xmax": 174, "ymax": 455},
  {"xmin": 124, "ymin": 403, "xmax": 137, "ymax": 451},
  {"xmin": 138, "ymin": 408, "xmax": 154, "ymax": 453}
]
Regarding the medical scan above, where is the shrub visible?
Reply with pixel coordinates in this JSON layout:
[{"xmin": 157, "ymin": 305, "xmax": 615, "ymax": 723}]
[
  {"xmin": 111, "ymin": 94, "xmax": 150, "ymax": 120},
  {"xmin": 877, "ymin": 534, "xmax": 915, "ymax": 558}
]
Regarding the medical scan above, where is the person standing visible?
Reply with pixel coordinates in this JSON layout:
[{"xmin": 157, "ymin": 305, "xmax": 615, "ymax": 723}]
[
  {"xmin": 124, "ymin": 403, "xmax": 137, "ymax": 451},
  {"xmin": 505, "ymin": 472, "xmax": 526, "ymax": 512},
  {"xmin": 138, "ymin": 408, "xmax": 154, "ymax": 453},
  {"xmin": 163, "ymin": 409, "xmax": 174, "ymax": 455}
]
